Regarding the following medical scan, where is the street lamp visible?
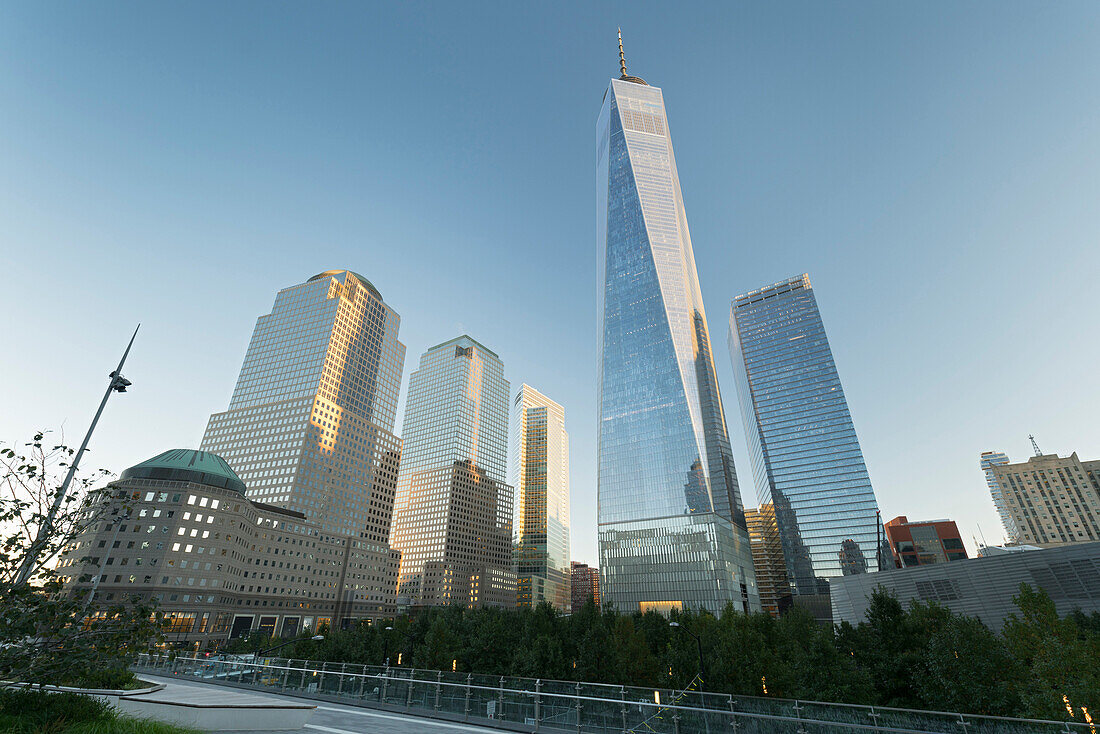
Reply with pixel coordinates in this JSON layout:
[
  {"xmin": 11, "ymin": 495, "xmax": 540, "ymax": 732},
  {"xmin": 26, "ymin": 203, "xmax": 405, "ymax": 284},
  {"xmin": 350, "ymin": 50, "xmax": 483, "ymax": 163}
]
[
  {"xmin": 255, "ymin": 634, "xmax": 324, "ymax": 661},
  {"xmin": 383, "ymin": 625, "xmax": 412, "ymax": 667},
  {"xmin": 669, "ymin": 621, "xmax": 706, "ymax": 684},
  {"xmin": 14, "ymin": 325, "xmax": 140, "ymax": 587}
]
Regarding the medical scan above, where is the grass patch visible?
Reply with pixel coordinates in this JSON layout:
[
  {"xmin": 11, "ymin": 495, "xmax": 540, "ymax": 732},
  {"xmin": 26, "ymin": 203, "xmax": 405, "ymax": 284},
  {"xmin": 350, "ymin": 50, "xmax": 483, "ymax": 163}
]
[{"xmin": 0, "ymin": 689, "xmax": 201, "ymax": 734}]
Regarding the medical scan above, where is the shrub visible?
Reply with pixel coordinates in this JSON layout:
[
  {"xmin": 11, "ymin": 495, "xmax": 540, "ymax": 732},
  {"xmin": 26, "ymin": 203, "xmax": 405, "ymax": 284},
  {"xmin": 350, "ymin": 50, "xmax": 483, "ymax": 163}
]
[
  {"xmin": 0, "ymin": 688, "xmax": 109, "ymax": 727},
  {"xmin": 68, "ymin": 667, "xmax": 138, "ymax": 690}
]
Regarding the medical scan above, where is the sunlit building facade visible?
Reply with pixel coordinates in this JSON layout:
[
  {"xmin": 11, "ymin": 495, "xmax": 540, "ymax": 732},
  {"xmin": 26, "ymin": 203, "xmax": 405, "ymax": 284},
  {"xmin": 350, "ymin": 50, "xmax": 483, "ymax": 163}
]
[
  {"xmin": 390, "ymin": 336, "xmax": 516, "ymax": 609},
  {"xmin": 200, "ymin": 270, "xmax": 405, "ymax": 542},
  {"xmin": 991, "ymin": 451, "xmax": 1100, "ymax": 548},
  {"xmin": 596, "ymin": 50, "xmax": 757, "ymax": 614},
  {"xmin": 728, "ymin": 274, "xmax": 887, "ymax": 622},
  {"xmin": 198, "ymin": 270, "xmax": 404, "ymax": 613},
  {"xmin": 981, "ymin": 451, "xmax": 1019, "ymax": 542},
  {"xmin": 59, "ymin": 449, "xmax": 400, "ymax": 645},
  {"xmin": 745, "ymin": 505, "xmax": 791, "ymax": 617},
  {"xmin": 510, "ymin": 385, "xmax": 570, "ymax": 610}
]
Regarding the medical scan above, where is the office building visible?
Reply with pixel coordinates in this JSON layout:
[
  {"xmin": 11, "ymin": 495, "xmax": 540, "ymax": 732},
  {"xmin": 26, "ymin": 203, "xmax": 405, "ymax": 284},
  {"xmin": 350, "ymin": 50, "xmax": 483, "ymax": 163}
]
[
  {"xmin": 58, "ymin": 449, "xmax": 399, "ymax": 647},
  {"xmin": 571, "ymin": 562, "xmax": 601, "ymax": 610},
  {"xmin": 745, "ymin": 506, "xmax": 791, "ymax": 617},
  {"xmin": 510, "ymin": 385, "xmax": 570, "ymax": 610},
  {"xmin": 831, "ymin": 542, "xmax": 1100, "ymax": 630},
  {"xmin": 981, "ymin": 451, "xmax": 1019, "ymax": 542},
  {"xmin": 389, "ymin": 336, "xmax": 516, "ymax": 609},
  {"xmin": 728, "ymin": 274, "xmax": 887, "ymax": 622},
  {"xmin": 200, "ymin": 269, "xmax": 405, "ymax": 544},
  {"xmin": 990, "ymin": 451, "xmax": 1100, "ymax": 548},
  {"xmin": 884, "ymin": 516, "xmax": 968, "ymax": 568},
  {"xmin": 595, "ymin": 35, "xmax": 757, "ymax": 614}
]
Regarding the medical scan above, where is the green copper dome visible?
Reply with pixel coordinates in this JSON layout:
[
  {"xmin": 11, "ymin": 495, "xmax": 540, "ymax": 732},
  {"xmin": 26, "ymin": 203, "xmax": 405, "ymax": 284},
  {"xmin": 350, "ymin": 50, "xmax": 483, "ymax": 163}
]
[{"xmin": 120, "ymin": 449, "xmax": 247, "ymax": 494}]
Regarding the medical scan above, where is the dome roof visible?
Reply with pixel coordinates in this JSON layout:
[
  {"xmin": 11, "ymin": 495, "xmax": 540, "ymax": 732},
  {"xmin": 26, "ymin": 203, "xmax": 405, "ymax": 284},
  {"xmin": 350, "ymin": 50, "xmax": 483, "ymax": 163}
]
[
  {"xmin": 120, "ymin": 449, "xmax": 246, "ymax": 495},
  {"xmin": 308, "ymin": 269, "xmax": 382, "ymax": 301}
]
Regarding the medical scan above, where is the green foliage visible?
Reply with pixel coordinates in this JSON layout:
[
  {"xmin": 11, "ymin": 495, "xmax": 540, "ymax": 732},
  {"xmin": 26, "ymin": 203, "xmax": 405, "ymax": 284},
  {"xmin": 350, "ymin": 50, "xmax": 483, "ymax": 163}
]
[
  {"xmin": 0, "ymin": 433, "xmax": 165, "ymax": 688},
  {"xmin": 252, "ymin": 584, "xmax": 1100, "ymax": 723},
  {"xmin": 0, "ymin": 688, "xmax": 202, "ymax": 733},
  {"xmin": 1002, "ymin": 583, "xmax": 1100, "ymax": 720}
]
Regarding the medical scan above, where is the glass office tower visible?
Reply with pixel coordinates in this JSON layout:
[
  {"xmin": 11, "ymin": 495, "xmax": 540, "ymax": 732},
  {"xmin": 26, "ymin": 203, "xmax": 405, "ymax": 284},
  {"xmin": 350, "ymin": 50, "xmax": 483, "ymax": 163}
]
[
  {"xmin": 201, "ymin": 270, "xmax": 404, "ymax": 541},
  {"xmin": 980, "ymin": 451, "xmax": 1019, "ymax": 542},
  {"xmin": 728, "ymin": 274, "xmax": 886, "ymax": 621},
  {"xmin": 596, "ymin": 48, "xmax": 758, "ymax": 614},
  {"xmin": 199, "ymin": 270, "xmax": 405, "ymax": 619},
  {"xmin": 389, "ymin": 336, "xmax": 516, "ymax": 609},
  {"xmin": 510, "ymin": 384, "xmax": 571, "ymax": 610}
]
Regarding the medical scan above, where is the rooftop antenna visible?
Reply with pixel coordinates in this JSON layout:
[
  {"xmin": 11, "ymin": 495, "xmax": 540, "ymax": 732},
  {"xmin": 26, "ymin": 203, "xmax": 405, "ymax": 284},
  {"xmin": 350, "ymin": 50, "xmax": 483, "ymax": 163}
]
[
  {"xmin": 618, "ymin": 28, "xmax": 628, "ymax": 78},
  {"xmin": 1029, "ymin": 434, "xmax": 1042, "ymax": 457}
]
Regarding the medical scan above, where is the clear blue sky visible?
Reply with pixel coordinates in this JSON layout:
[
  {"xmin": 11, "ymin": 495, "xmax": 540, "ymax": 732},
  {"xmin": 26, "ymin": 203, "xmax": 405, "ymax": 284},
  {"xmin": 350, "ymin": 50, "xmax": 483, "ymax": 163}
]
[{"xmin": 3, "ymin": 2, "xmax": 1099, "ymax": 564}]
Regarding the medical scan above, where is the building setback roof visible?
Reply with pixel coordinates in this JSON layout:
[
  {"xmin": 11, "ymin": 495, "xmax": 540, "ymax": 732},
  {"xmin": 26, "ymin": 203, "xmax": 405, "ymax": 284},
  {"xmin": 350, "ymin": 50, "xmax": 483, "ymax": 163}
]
[
  {"xmin": 307, "ymin": 269, "xmax": 383, "ymax": 301},
  {"xmin": 120, "ymin": 449, "xmax": 247, "ymax": 495}
]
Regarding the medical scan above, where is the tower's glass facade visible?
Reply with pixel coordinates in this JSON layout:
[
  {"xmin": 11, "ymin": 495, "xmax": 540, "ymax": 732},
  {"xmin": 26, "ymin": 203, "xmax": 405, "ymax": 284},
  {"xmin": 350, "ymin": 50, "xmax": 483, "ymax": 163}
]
[
  {"xmin": 980, "ymin": 451, "xmax": 1018, "ymax": 542},
  {"xmin": 390, "ymin": 336, "xmax": 516, "ymax": 609},
  {"xmin": 199, "ymin": 270, "xmax": 405, "ymax": 617},
  {"xmin": 510, "ymin": 385, "xmax": 570, "ymax": 610},
  {"xmin": 597, "ymin": 74, "xmax": 757, "ymax": 614},
  {"xmin": 201, "ymin": 270, "xmax": 405, "ymax": 542},
  {"xmin": 728, "ymin": 274, "xmax": 886, "ymax": 621}
]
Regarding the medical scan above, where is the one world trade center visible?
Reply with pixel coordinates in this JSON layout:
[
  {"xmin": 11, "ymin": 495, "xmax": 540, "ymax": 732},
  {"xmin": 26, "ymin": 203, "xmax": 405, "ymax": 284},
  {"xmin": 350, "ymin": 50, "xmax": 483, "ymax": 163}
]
[{"xmin": 596, "ymin": 34, "xmax": 758, "ymax": 614}]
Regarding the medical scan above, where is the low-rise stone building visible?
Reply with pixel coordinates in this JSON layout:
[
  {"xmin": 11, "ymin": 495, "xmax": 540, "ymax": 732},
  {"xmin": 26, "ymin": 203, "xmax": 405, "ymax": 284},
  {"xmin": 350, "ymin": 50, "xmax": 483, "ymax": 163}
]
[{"xmin": 59, "ymin": 449, "xmax": 399, "ymax": 648}]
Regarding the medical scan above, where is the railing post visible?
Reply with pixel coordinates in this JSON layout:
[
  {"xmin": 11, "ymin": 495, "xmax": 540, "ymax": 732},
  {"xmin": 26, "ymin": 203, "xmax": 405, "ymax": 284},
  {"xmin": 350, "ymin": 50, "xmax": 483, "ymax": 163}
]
[
  {"xmin": 357, "ymin": 671, "xmax": 366, "ymax": 699},
  {"xmin": 406, "ymin": 674, "xmax": 414, "ymax": 708},
  {"xmin": 319, "ymin": 662, "xmax": 327, "ymax": 694},
  {"xmin": 464, "ymin": 673, "xmax": 472, "ymax": 721},
  {"xmin": 381, "ymin": 671, "xmax": 389, "ymax": 703},
  {"xmin": 868, "ymin": 705, "xmax": 881, "ymax": 731},
  {"xmin": 281, "ymin": 665, "xmax": 289, "ymax": 690},
  {"xmin": 575, "ymin": 681, "xmax": 583, "ymax": 733},
  {"xmin": 435, "ymin": 671, "xmax": 442, "ymax": 711},
  {"xmin": 337, "ymin": 663, "xmax": 346, "ymax": 695},
  {"xmin": 958, "ymin": 714, "xmax": 970, "ymax": 734},
  {"xmin": 498, "ymin": 676, "xmax": 505, "ymax": 721},
  {"xmin": 620, "ymin": 686, "xmax": 628, "ymax": 734},
  {"xmin": 534, "ymin": 679, "xmax": 541, "ymax": 732},
  {"xmin": 251, "ymin": 661, "xmax": 260, "ymax": 686},
  {"xmin": 672, "ymin": 710, "xmax": 680, "ymax": 734}
]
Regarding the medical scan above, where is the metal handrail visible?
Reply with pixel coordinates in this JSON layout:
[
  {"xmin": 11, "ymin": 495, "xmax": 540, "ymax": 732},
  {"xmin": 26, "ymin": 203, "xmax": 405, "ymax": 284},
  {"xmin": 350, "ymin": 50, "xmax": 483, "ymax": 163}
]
[{"xmin": 137, "ymin": 653, "xmax": 1093, "ymax": 734}]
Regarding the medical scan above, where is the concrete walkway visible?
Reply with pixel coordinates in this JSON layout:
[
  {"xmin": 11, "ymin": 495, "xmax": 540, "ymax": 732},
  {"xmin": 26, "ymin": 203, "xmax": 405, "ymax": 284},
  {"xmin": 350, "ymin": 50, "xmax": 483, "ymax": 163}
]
[{"xmin": 137, "ymin": 674, "xmax": 504, "ymax": 734}]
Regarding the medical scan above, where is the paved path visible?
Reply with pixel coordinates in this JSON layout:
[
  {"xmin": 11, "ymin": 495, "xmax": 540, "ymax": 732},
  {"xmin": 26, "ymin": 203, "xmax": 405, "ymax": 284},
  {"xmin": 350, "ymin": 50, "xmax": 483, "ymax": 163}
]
[{"xmin": 138, "ymin": 674, "xmax": 503, "ymax": 734}]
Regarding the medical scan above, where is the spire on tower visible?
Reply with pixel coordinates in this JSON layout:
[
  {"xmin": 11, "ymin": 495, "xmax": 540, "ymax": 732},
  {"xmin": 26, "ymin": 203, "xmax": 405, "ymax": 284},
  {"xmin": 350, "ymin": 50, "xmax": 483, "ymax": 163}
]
[
  {"xmin": 618, "ymin": 28, "xmax": 628, "ymax": 78},
  {"xmin": 614, "ymin": 28, "xmax": 648, "ymax": 86},
  {"xmin": 1029, "ymin": 434, "xmax": 1042, "ymax": 457}
]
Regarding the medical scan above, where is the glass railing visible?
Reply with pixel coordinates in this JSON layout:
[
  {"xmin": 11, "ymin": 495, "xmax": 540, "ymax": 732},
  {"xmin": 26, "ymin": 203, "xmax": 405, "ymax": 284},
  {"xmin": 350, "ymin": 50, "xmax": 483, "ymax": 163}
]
[{"xmin": 134, "ymin": 653, "xmax": 1094, "ymax": 734}]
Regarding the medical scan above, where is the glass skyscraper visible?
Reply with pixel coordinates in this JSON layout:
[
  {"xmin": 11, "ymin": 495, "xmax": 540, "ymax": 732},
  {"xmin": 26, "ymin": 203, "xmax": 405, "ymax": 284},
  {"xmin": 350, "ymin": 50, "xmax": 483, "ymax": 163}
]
[
  {"xmin": 199, "ymin": 269, "xmax": 405, "ymax": 616},
  {"xmin": 389, "ymin": 336, "xmax": 516, "ymax": 609},
  {"xmin": 596, "ymin": 44, "xmax": 758, "ymax": 614},
  {"xmin": 728, "ymin": 274, "xmax": 886, "ymax": 621},
  {"xmin": 201, "ymin": 270, "xmax": 404, "ymax": 538},
  {"xmin": 980, "ymin": 451, "xmax": 1019, "ymax": 542},
  {"xmin": 510, "ymin": 384, "xmax": 570, "ymax": 610}
]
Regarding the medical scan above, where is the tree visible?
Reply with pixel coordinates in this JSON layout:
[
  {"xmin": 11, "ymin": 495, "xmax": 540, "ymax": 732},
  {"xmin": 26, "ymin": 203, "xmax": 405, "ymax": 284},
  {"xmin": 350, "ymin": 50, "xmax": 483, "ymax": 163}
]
[
  {"xmin": 1002, "ymin": 584, "xmax": 1100, "ymax": 720},
  {"xmin": 0, "ymin": 432, "xmax": 164, "ymax": 687},
  {"xmin": 908, "ymin": 602, "xmax": 1024, "ymax": 715}
]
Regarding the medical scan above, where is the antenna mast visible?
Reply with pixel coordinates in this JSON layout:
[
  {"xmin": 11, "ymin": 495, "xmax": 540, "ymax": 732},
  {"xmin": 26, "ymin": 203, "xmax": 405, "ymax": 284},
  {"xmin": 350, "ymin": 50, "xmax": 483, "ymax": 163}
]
[
  {"xmin": 618, "ymin": 28, "xmax": 628, "ymax": 78},
  {"xmin": 1029, "ymin": 434, "xmax": 1042, "ymax": 457}
]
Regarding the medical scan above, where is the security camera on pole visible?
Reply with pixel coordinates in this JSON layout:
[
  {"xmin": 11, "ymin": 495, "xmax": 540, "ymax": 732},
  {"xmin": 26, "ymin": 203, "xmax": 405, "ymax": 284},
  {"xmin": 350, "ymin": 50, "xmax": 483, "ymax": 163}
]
[{"xmin": 12, "ymin": 325, "xmax": 139, "ymax": 588}]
